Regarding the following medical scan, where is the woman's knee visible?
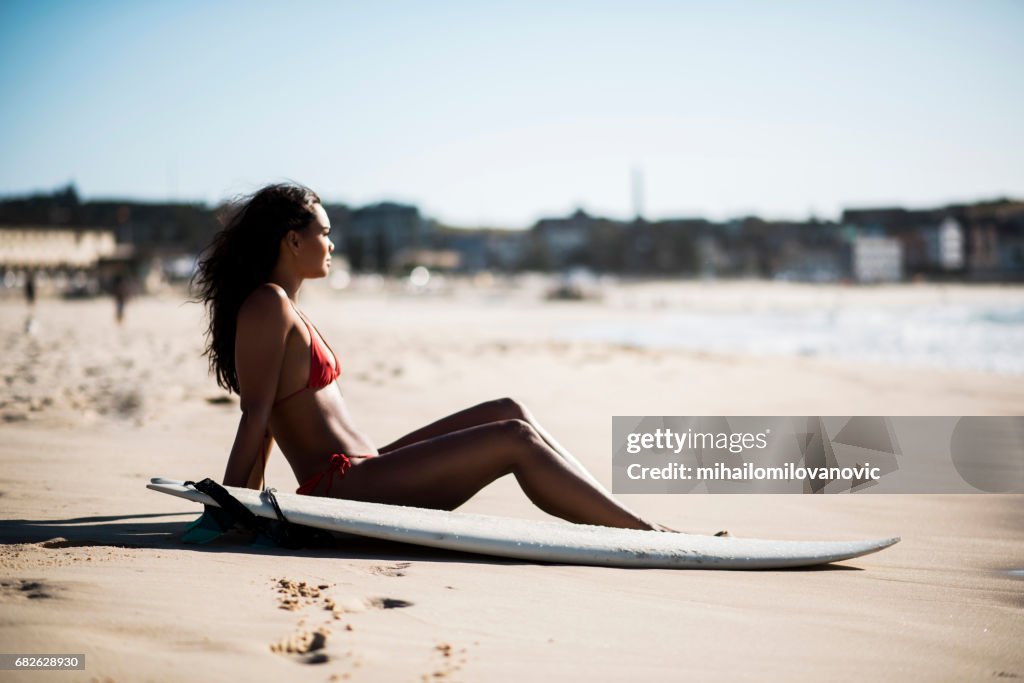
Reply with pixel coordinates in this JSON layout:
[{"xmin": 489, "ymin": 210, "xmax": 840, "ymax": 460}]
[
  {"xmin": 484, "ymin": 418, "xmax": 544, "ymax": 455},
  {"xmin": 485, "ymin": 419, "xmax": 557, "ymax": 472},
  {"xmin": 487, "ymin": 417, "xmax": 534, "ymax": 440},
  {"xmin": 487, "ymin": 396, "xmax": 528, "ymax": 421}
]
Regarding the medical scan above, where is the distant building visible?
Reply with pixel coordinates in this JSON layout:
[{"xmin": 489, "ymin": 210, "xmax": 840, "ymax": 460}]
[
  {"xmin": 0, "ymin": 226, "xmax": 126, "ymax": 296},
  {"xmin": 922, "ymin": 200, "xmax": 1024, "ymax": 280},
  {"xmin": 436, "ymin": 232, "xmax": 486, "ymax": 272},
  {"xmin": 840, "ymin": 207, "xmax": 919, "ymax": 231},
  {"xmin": 622, "ymin": 219, "xmax": 703, "ymax": 275},
  {"xmin": 934, "ymin": 217, "xmax": 965, "ymax": 270},
  {"xmin": 485, "ymin": 232, "xmax": 528, "ymax": 272},
  {"xmin": 344, "ymin": 203, "xmax": 434, "ymax": 272},
  {"xmin": 391, "ymin": 248, "xmax": 461, "ymax": 272},
  {"xmin": 427, "ymin": 228, "xmax": 530, "ymax": 273},
  {"xmin": 0, "ymin": 227, "xmax": 118, "ymax": 270},
  {"xmin": 530, "ymin": 209, "xmax": 594, "ymax": 270},
  {"xmin": 772, "ymin": 246, "xmax": 844, "ymax": 282},
  {"xmin": 852, "ymin": 236, "xmax": 903, "ymax": 282}
]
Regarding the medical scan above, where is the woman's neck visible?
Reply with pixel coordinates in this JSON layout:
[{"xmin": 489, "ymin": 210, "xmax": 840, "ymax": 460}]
[{"xmin": 268, "ymin": 266, "xmax": 302, "ymax": 302}]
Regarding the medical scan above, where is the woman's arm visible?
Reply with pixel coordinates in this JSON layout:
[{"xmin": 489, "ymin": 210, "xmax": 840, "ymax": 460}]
[
  {"xmin": 243, "ymin": 431, "xmax": 274, "ymax": 489},
  {"xmin": 221, "ymin": 287, "xmax": 291, "ymax": 488}
]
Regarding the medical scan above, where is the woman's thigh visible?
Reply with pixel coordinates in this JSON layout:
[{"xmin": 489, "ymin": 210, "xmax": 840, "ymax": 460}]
[
  {"xmin": 377, "ymin": 398, "xmax": 522, "ymax": 453},
  {"xmin": 331, "ymin": 419, "xmax": 537, "ymax": 510}
]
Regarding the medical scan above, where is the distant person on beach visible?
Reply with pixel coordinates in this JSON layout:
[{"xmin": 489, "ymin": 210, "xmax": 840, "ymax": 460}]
[
  {"xmin": 193, "ymin": 182, "xmax": 684, "ymax": 532},
  {"xmin": 24, "ymin": 269, "xmax": 38, "ymax": 334},
  {"xmin": 25, "ymin": 270, "xmax": 36, "ymax": 307},
  {"xmin": 112, "ymin": 273, "xmax": 128, "ymax": 324}
]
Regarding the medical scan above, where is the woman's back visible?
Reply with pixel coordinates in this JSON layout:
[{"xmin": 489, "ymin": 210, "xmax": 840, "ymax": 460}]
[{"xmin": 238, "ymin": 283, "xmax": 378, "ymax": 485}]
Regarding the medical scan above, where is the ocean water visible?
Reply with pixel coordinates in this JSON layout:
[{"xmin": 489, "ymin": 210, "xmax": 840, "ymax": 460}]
[{"xmin": 564, "ymin": 303, "xmax": 1024, "ymax": 375}]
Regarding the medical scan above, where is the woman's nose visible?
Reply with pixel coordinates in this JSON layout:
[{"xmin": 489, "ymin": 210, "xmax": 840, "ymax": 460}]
[{"xmin": 329, "ymin": 239, "xmax": 335, "ymax": 253}]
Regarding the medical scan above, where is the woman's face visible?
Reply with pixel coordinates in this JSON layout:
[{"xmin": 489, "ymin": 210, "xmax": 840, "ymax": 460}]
[{"xmin": 292, "ymin": 203, "xmax": 335, "ymax": 278}]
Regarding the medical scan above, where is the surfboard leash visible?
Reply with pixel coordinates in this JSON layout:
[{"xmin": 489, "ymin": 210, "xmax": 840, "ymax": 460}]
[
  {"xmin": 182, "ymin": 478, "xmax": 335, "ymax": 550},
  {"xmin": 184, "ymin": 478, "xmax": 261, "ymax": 530}
]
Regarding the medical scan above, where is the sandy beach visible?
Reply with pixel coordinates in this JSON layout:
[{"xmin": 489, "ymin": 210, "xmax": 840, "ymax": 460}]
[{"xmin": 1, "ymin": 281, "xmax": 1022, "ymax": 682}]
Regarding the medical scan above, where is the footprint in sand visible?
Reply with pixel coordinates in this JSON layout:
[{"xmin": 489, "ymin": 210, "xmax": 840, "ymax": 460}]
[
  {"xmin": 270, "ymin": 576, "xmax": 415, "ymax": 669},
  {"xmin": 269, "ymin": 625, "xmax": 331, "ymax": 663},
  {"xmin": 421, "ymin": 642, "xmax": 471, "ymax": 681},
  {"xmin": 0, "ymin": 578, "xmax": 58, "ymax": 600},
  {"xmin": 272, "ymin": 578, "xmax": 331, "ymax": 611},
  {"xmin": 365, "ymin": 597, "xmax": 413, "ymax": 610},
  {"xmin": 270, "ymin": 578, "xmax": 337, "ymax": 664},
  {"xmin": 368, "ymin": 562, "xmax": 411, "ymax": 577}
]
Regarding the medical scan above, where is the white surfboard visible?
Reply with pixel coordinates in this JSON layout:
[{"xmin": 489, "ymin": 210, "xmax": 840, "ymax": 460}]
[{"xmin": 148, "ymin": 477, "xmax": 899, "ymax": 569}]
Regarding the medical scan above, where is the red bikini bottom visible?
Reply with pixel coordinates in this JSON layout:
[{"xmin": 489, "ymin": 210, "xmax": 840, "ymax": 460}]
[{"xmin": 295, "ymin": 453, "xmax": 375, "ymax": 497}]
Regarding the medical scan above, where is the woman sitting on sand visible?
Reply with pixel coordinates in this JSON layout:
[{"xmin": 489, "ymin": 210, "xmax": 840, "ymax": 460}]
[{"xmin": 193, "ymin": 182, "xmax": 674, "ymax": 532}]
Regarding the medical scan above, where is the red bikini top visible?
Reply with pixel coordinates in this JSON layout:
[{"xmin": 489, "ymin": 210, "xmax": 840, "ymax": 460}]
[{"xmin": 274, "ymin": 310, "xmax": 340, "ymax": 406}]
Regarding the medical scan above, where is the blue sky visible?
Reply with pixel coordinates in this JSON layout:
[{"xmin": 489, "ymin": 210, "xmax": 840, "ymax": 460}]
[{"xmin": 1, "ymin": 0, "xmax": 1021, "ymax": 227}]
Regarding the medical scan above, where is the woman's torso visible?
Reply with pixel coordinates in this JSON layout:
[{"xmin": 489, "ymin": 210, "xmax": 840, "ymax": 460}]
[{"xmin": 259, "ymin": 285, "xmax": 378, "ymax": 483}]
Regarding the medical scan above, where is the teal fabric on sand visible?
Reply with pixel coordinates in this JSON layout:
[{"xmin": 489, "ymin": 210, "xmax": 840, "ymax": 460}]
[
  {"xmin": 179, "ymin": 509, "xmax": 228, "ymax": 544},
  {"xmin": 248, "ymin": 532, "xmax": 281, "ymax": 548},
  {"xmin": 179, "ymin": 509, "xmax": 283, "ymax": 548}
]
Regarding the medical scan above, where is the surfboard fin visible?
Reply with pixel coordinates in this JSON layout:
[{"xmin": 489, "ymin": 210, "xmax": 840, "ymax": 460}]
[{"xmin": 179, "ymin": 508, "xmax": 231, "ymax": 545}]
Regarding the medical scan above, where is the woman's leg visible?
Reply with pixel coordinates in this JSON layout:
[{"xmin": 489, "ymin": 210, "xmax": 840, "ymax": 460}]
[
  {"xmin": 377, "ymin": 398, "xmax": 520, "ymax": 452},
  {"xmin": 376, "ymin": 399, "xmax": 729, "ymax": 537},
  {"xmin": 379, "ymin": 398, "xmax": 610, "ymax": 492},
  {"xmin": 333, "ymin": 419, "xmax": 657, "ymax": 530}
]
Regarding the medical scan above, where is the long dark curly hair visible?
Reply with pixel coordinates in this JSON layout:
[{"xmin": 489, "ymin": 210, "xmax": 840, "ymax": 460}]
[{"xmin": 192, "ymin": 182, "xmax": 321, "ymax": 394}]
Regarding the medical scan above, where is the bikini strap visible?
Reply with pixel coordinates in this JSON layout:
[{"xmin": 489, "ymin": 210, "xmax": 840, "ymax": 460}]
[{"xmin": 272, "ymin": 302, "xmax": 318, "ymax": 406}]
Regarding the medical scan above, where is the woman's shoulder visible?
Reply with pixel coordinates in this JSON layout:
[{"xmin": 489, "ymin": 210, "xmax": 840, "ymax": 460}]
[{"xmin": 238, "ymin": 283, "xmax": 293, "ymax": 326}]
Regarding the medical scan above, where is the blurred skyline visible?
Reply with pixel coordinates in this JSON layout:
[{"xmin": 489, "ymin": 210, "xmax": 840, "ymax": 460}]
[{"xmin": 1, "ymin": 0, "xmax": 1021, "ymax": 228}]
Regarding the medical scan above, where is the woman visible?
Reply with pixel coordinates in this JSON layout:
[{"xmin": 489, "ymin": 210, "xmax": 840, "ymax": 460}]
[{"xmin": 193, "ymin": 182, "xmax": 674, "ymax": 532}]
